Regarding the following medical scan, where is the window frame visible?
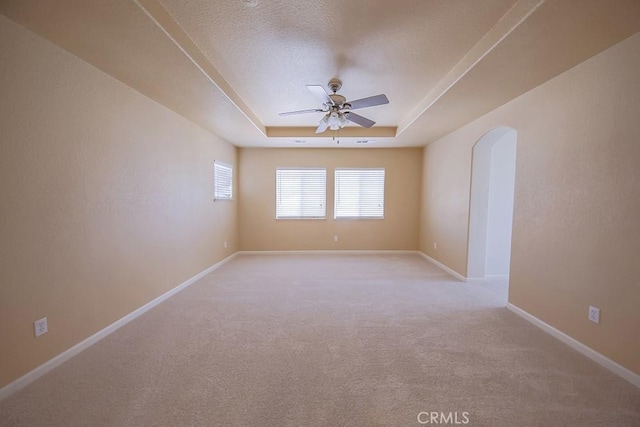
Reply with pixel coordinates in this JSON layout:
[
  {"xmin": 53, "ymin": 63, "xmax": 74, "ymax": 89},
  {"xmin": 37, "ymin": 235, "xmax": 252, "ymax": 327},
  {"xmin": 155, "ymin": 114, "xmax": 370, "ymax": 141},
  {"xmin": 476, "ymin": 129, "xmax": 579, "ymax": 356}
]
[
  {"xmin": 213, "ymin": 161, "xmax": 233, "ymax": 201},
  {"xmin": 275, "ymin": 167, "xmax": 327, "ymax": 220},
  {"xmin": 334, "ymin": 167, "xmax": 385, "ymax": 220}
]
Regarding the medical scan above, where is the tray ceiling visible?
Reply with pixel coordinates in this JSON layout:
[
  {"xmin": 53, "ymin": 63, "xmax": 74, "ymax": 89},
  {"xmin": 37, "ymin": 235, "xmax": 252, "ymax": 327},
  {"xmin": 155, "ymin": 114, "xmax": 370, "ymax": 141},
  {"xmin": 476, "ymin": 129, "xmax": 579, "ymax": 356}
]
[{"xmin": 2, "ymin": 0, "xmax": 640, "ymax": 147}]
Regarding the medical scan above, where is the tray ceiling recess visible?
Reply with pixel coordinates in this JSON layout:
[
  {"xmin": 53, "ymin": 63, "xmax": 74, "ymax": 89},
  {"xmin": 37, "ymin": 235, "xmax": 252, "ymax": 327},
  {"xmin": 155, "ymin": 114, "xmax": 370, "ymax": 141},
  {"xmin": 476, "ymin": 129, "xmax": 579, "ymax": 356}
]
[{"xmin": 2, "ymin": 0, "xmax": 639, "ymax": 147}]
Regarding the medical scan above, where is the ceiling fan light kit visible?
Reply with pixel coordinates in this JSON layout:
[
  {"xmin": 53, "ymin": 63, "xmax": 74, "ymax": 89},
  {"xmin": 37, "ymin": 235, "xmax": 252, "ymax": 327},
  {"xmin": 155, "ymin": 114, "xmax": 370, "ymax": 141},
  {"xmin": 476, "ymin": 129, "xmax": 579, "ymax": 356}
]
[
  {"xmin": 279, "ymin": 78, "xmax": 389, "ymax": 134},
  {"xmin": 320, "ymin": 111, "xmax": 349, "ymax": 132}
]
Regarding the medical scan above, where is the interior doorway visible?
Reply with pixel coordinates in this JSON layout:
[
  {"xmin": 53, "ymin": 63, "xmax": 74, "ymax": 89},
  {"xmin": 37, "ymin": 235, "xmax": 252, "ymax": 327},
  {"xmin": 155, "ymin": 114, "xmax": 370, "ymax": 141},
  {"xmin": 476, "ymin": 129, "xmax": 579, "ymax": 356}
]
[{"xmin": 467, "ymin": 127, "xmax": 517, "ymax": 280}]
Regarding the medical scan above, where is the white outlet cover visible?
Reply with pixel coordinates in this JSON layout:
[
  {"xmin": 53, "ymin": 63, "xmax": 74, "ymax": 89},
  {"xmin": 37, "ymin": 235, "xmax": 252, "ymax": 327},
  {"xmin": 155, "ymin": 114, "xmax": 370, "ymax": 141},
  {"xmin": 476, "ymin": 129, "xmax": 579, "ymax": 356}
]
[
  {"xmin": 34, "ymin": 317, "xmax": 48, "ymax": 337},
  {"xmin": 588, "ymin": 306, "xmax": 600, "ymax": 324}
]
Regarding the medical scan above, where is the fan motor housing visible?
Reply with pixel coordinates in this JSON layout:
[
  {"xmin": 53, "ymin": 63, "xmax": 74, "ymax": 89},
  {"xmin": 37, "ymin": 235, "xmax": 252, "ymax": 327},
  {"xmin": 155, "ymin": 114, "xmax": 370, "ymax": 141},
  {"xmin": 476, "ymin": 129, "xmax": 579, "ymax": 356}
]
[{"xmin": 329, "ymin": 94, "xmax": 346, "ymax": 107}]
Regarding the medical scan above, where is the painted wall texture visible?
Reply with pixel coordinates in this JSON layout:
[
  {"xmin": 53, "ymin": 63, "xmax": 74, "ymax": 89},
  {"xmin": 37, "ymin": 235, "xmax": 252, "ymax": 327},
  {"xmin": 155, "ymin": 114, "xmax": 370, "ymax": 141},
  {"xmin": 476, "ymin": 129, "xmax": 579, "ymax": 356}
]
[
  {"xmin": 419, "ymin": 32, "xmax": 640, "ymax": 374},
  {"xmin": 0, "ymin": 17, "xmax": 238, "ymax": 388},
  {"xmin": 238, "ymin": 148, "xmax": 422, "ymax": 251}
]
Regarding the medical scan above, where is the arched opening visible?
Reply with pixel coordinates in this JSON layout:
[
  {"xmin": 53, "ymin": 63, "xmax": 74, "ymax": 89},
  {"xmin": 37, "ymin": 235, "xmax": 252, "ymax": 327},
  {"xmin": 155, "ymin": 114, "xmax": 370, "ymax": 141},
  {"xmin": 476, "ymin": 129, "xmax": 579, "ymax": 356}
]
[{"xmin": 467, "ymin": 127, "xmax": 517, "ymax": 280}]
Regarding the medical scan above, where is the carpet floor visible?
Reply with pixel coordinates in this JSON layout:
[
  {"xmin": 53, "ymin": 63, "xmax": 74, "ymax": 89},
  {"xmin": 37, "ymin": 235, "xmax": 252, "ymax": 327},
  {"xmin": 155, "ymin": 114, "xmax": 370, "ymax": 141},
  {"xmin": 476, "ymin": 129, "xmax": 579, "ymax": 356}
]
[{"xmin": 0, "ymin": 254, "xmax": 638, "ymax": 426}]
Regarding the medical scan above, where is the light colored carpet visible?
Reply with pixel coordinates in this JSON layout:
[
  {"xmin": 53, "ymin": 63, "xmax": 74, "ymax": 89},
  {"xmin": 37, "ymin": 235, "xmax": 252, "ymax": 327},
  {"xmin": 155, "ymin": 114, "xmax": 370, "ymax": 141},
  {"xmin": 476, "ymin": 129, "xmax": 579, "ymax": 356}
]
[{"xmin": 0, "ymin": 254, "xmax": 638, "ymax": 426}]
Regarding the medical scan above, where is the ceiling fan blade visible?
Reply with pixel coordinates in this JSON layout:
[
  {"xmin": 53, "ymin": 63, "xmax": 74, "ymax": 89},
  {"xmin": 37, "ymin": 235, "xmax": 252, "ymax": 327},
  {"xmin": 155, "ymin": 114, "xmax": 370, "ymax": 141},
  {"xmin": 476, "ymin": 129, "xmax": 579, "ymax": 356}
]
[
  {"xmin": 279, "ymin": 108, "xmax": 325, "ymax": 116},
  {"xmin": 346, "ymin": 112, "xmax": 375, "ymax": 128},
  {"xmin": 346, "ymin": 94, "xmax": 389, "ymax": 110},
  {"xmin": 307, "ymin": 85, "xmax": 334, "ymax": 106}
]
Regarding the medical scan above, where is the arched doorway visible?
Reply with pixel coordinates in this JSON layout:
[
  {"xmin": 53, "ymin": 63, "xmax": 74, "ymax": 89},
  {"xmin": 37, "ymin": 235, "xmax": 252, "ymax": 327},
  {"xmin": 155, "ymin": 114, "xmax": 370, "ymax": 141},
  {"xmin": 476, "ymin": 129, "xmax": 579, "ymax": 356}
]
[{"xmin": 467, "ymin": 127, "xmax": 517, "ymax": 280}]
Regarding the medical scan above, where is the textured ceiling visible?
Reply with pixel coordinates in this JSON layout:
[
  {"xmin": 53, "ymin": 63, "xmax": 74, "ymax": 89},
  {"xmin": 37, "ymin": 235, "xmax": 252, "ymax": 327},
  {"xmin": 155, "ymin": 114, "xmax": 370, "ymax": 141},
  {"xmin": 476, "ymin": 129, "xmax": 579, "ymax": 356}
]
[{"xmin": 2, "ymin": 0, "xmax": 640, "ymax": 147}]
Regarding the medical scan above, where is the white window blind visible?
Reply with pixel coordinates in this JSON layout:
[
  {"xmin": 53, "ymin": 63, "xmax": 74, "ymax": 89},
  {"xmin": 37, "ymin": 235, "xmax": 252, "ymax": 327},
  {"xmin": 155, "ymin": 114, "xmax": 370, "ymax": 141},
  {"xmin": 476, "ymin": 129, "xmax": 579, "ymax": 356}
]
[
  {"xmin": 334, "ymin": 168, "xmax": 385, "ymax": 219},
  {"xmin": 276, "ymin": 168, "xmax": 326, "ymax": 219},
  {"xmin": 214, "ymin": 161, "xmax": 233, "ymax": 200}
]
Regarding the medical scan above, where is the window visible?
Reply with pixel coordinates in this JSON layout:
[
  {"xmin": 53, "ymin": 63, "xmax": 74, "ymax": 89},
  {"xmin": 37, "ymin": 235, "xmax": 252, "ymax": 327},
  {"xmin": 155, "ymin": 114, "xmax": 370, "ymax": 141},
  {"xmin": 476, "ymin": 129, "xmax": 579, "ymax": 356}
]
[
  {"xmin": 334, "ymin": 168, "xmax": 385, "ymax": 219},
  {"xmin": 214, "ymin": 161, "xmax": 233, "ymax": 200},
  {"xmin": 276, "ymin": 168, "xmax": 326, "ymax": 219}
]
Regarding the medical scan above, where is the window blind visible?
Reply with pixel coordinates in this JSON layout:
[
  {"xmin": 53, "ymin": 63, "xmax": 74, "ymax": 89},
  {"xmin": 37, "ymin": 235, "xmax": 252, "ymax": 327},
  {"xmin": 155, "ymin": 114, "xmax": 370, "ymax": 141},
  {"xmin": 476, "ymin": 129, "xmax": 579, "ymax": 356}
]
[
  {"xmin": 214, "ymin": 161, "xmax": 233, "ymax": 200},
  {"xmin": 334, "ymin": 168, "xmax": 385, "ymax": 219},
  {"xmin": 276, "ymin": 168, "xmax": 326, "ymax": 219}
]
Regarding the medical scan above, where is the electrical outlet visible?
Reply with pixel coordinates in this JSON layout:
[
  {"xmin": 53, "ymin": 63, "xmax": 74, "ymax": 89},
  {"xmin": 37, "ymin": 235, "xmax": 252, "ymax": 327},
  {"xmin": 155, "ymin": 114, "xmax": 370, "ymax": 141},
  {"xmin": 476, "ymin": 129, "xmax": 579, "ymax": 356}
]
[
  {"xmin": 34, "ymin": 317, "xmax": 48, "ymax": 337},
  {"xmin": 333, "ymin": 235, "xmax": 338, "ymax": 242},
  {"xmin": 588, "ymin": 306, "xmax": 600, "ymax": 324},
  {"xmin": 433, "ymin": 242, "xmax": 437, "ymax": 250},
  {"xmin": 224, "ymin": 241, "xmax": 228, "ymax": 249}
]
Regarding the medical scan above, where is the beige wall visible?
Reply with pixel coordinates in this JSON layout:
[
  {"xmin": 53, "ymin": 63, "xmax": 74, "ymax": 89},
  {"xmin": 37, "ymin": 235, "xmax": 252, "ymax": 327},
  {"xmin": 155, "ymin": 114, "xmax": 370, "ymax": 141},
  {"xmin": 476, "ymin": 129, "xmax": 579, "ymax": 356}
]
[
  {"xmin": 419, "ymin": 33, "xmax": 640, "ymax": 374},
  {"xmin": 239, "ymin": 148, "xmax": 422, "ymax": 251},
  {"xmin": 0, "ymin": 17, "xmax": 238, "ymax": 388}
]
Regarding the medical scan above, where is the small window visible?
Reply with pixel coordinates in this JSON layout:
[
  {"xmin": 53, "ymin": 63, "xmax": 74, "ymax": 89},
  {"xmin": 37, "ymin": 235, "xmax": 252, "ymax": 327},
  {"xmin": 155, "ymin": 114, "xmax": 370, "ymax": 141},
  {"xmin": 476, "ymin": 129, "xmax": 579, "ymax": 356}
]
[
  {"xmin": 214, "ymin": 161, "xmax": 233, "ymax": 201},
  {"xmin": 276, "ymin": 168, "xmax": 326, "ymax": 219},
  {"xmin": 334, "ymin": 168, "xmax": 385, "ymax": 219}
]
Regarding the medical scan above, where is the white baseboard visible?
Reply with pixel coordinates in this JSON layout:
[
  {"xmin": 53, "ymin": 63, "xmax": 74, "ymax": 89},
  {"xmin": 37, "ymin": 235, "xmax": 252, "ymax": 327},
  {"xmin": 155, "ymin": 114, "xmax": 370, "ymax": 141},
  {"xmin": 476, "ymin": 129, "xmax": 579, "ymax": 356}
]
[
  {"xmin": 417, "ymin": 252, "xmax": 466, "ymax": 282},
  {"xmin": 486, "ymin": 274, "xmax": 509, "ymax": 280},
  {"xmin": 238, "ymin": 250, "xmax": 419, "ymax": 255},
  {"xmin": 0, "ymin": 252, "xmax": 238, "ymax": 401},
  {"xmin": 507, "ymin": 303, "xmax": 640, "ymax": 388}
]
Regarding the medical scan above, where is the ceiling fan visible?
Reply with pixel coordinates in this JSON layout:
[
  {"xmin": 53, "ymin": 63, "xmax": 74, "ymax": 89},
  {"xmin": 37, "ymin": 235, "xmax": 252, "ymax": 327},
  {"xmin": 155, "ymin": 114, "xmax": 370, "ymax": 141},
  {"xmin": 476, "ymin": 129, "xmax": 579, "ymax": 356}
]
[{"xmin": 278, "ymin": 78, "xmax": 389, "ymax": 134}]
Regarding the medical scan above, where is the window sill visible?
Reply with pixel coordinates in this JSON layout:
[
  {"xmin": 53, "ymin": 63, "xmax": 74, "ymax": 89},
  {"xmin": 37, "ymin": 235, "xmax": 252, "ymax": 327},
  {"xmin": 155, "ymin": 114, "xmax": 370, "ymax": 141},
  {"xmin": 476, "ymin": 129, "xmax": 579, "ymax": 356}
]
[{"xmin": 275, "ymin": 217, "xmax": 327, "ymax": 221}]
